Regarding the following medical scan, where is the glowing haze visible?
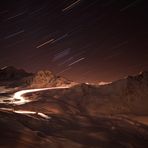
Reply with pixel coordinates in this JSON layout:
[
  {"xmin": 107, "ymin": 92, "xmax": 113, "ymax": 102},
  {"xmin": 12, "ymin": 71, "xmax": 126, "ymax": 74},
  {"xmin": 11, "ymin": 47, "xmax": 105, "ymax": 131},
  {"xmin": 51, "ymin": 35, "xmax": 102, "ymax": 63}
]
[{"xmin": 0, "ymin": 0, "xmax": 147, "ymax": 83}]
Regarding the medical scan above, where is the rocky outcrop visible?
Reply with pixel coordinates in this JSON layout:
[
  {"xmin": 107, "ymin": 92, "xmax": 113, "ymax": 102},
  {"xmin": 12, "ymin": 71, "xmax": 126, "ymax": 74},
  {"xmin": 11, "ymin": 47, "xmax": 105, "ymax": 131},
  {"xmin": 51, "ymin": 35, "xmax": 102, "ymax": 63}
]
[
  {"xmin": 0, "ymin": 66, "xmax": 74, "ymax": 88},
  {"xmin": 0, "ymin": 110, "xmax": 148, "ymax": 148},
  {"xmin": 28, "ymin": 70, "xmax": 75, "ymax": 88},
  {"xmin": 19, "ymin": 71, "xmax": 148, "ymax": 116},
  {"xmin": 0, "ymin": 66, "xmax": 32, "ymax": 81}
]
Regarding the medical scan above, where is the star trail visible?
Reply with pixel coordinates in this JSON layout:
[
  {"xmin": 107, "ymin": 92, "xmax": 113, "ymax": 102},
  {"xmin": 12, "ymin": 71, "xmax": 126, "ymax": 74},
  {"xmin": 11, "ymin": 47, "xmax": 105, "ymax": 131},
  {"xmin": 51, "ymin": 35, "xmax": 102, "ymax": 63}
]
[{"xmin": 0, "ymin": 0, "xmax": 147, "ymax": 83}]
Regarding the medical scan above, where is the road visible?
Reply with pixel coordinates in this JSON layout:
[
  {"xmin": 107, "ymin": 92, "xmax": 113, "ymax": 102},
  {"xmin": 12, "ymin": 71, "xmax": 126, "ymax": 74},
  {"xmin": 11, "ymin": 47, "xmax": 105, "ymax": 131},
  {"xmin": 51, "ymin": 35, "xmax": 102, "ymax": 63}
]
[
  {"xmin": 13, "ymin": 86, "xmax": 69, "ymax": 105},
  {"xmin": 0, "ymin": 86, "xmax": 70, "ymax": 119}
]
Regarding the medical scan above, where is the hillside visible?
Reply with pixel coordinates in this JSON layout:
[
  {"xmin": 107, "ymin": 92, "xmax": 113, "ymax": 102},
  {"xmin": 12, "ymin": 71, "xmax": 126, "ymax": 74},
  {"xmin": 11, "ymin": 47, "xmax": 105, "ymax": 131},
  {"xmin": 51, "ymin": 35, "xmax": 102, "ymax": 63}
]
[
  {"xmin": 1, "ymin": 68, "xmax": 148, "ymax": 147},
  {"xmin": 12, "ymin": 71, "xmax": 148, "ymax": 117}
]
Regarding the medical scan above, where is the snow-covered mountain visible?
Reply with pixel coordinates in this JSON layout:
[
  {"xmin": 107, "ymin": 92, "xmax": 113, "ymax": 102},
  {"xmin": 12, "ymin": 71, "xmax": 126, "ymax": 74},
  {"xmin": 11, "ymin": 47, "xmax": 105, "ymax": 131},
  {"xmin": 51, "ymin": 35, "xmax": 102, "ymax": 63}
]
[
  {"xmin": 0, "ymin": 67, "xmax": 148, "ymax": 148},
  {"xmin": 1, "ymin": 66, "xmax": 148, "ymax": 116}
]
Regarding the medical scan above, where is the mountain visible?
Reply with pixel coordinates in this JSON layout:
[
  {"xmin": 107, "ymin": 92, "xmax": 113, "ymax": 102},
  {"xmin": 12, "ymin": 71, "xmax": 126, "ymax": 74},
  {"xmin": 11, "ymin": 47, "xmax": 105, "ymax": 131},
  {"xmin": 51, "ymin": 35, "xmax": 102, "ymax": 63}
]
[
  {"xmin": 28, "ymin": 70, "xmax": 75, "ymax": 88},
  {"xmin": 0, "ymin": 66, "xmax": 32, "ymax": 81},
  {"xmin": 69, "ymin": 71, "xmax": 148, "ymax": 116},
  {"xmin": 1, "ymin": 66, "xmax": 148, "ymax": 117},
  {"xmin": 96, "ymin": 71, "xmax": 148, "ymax": 115},
  {"xmin": 0, "ymin": 68, "xmax": 148, "ymax": 148},
  {"xmin": 0, "ymin": 66, "xmax": 74, "ymax": 88},
  {"xmin": 14, "ymin": 71, "xmax": 148, "ymax": 117}
]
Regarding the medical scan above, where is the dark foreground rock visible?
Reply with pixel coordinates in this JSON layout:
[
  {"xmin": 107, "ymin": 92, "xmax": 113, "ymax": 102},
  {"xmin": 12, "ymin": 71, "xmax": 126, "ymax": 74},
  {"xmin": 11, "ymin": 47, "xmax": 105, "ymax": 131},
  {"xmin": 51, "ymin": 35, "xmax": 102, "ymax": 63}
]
[{"xmin": 0, "ymin": 110, "xmax": 148, "ymax": 148}]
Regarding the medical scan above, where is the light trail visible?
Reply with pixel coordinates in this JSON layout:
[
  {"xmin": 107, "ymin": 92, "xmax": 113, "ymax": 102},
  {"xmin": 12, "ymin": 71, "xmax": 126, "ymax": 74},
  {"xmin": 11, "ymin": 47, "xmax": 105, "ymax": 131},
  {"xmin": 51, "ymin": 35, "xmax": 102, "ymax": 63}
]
[
  {"xmin": 0, "ymin": 86, "xmax": 70, "ymax": 120},
  {"xmin": 4, "ymin": 30, "xmax": 24, "ymax": 39},
  {"xmin": 36, "ymin": 39, "xmax": 54, "ymax": 48},
  {"xmin": 68, "ymin": 57, "xmax": 85, "ymax": 66},
  {"xmin": 62, "ymin": 0, "xmax": 81, "ymax": 12},
  {"xmin": 14, "ymin": 110, "xmax": 51, "ymax": 119},
  {"xmin": 13, "ymin": 86, "xmax": 70, "ymax": 105},
  {"xmin": 0, "ymin": 108, "xmax": 51, "ymax": 119}
]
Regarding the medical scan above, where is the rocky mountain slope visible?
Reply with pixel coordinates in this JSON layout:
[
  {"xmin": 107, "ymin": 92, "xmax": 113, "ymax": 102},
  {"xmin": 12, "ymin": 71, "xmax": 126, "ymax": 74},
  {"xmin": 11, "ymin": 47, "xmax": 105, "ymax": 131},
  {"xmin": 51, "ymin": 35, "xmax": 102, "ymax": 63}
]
[
  {"xmin": 14, "ymin": 71, "xmax": 148, "ymax": 117},
  {"xmin": 0, "ymin": 110, "xmax": 148, "ymax": 148},
  {"xmin": 0, "ymin": 66, "xmax": 32, "ymax": 81},
  {"xmin": 0, "ymin": 66, "xmax": 74, "ymax": 88},
  {"xmin": 1, "ymin": 67, "xmax": 148, "ymax": 148},
  {"xmin": 28, "ymin": 70, "xmax": 75, "ymax": 88},
  {"xmin": 1, "ymin": 66, "xmax": 148, "ymax": 116}
]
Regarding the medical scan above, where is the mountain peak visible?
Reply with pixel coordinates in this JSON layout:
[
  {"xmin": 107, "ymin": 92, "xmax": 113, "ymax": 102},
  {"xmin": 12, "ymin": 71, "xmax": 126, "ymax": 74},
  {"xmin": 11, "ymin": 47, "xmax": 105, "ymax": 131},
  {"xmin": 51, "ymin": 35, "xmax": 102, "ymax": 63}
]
[
  {"xmin": 29, "ymin": 70, "xmax": 74, "ymax": 88},
  {"xmin": 1, "ymin": 66, "xmax": 17, "ymax": 71},
  {"xmin": 139, "ymin": 71, "xmax": 148, "ymax": 78},
  {"xmin": 0, "ymin": 66, "xmax": 32, "ymax": 81},
  {"xmin": 126, "ymin": 71, "xmax": 148, "ymax": 82}
]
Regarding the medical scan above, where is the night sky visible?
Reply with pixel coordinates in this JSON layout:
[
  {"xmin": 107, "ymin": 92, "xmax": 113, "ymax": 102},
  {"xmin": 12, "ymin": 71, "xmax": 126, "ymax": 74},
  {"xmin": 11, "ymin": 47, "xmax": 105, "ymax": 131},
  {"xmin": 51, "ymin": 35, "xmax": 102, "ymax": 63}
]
[{"xmin": 0, "ymin": 0, "xmax": 147, "ymax": 83}]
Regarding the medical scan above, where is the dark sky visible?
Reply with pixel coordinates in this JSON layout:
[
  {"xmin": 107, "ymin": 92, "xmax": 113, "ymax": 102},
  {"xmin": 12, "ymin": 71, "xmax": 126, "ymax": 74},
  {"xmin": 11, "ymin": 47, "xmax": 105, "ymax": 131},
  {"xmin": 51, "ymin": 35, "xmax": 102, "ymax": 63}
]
[{"xmin": 0, "ymin": 0, "xmax": 148, "ymax": 83}]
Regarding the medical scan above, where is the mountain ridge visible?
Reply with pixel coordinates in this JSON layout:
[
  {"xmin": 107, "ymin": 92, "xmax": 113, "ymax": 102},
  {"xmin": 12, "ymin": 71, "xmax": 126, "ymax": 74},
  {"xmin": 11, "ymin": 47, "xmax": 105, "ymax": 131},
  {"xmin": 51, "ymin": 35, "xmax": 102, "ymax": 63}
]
[{"xmin": 0, "ymin": 66, "xmax": 75, "ymax": 88}]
